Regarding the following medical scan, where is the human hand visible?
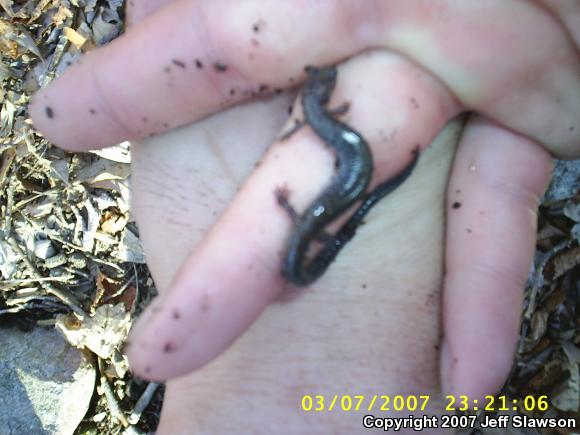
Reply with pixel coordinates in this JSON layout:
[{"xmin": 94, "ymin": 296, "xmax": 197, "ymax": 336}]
[
  {"xmin": 29, "ymin": 1, "xmax": 579, "ymax": 432},
  {"xmin": 130, "ymin": 49, "xmax": 466, "ymax": 433}
]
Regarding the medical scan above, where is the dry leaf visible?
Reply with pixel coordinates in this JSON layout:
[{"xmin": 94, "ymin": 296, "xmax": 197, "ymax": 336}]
[
  {"xmin": 56, "ymin": 304, "xmax": 131, "ymax": 360},
  {"xmin": 63, "ymin": 27, "xmax": 88, "ymax": 50},
  {"xmin": 113, "ymin": 228, "xmax": 146, "ymax": 264},
  {"xmin": 90, "ymin": 142, "xmax": 131, "ymax": 164},
  {"xmin": 100, "ymin": 209, "xmax": 128, "ymax": 235},
  {"xmin": 550, "ymin": 246, "xmax": 580, "ymax": 280}
]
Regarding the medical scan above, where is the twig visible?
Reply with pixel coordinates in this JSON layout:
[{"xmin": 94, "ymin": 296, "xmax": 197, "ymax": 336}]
[
  {"xmin": 524, "ymin": 240, "xmax": 569, "ymax": 320},
  {"xmin": 6, "ymin": 237, "xmax": 85, "ymax": 316},
  {"xmin": 99, "ymin": 362, "xmax": 129, "ymax": 427},
  {"xmin": 4, "ymin": 181, "xmax": 14, "ymax": 237},
  {"xmin": 1, "ymin": 275, "xmax": 76, "ymax": 285},
  {"xmin": 12, "ymin": 189, "xmax": 58, "ymax": 211},
  {"xmin": 133, "ymin": 263, "xmax": 140, "ymax": 309},
  {"xmin": 127, "ymin": 382, "xmax": 160, "ymax": 425}
]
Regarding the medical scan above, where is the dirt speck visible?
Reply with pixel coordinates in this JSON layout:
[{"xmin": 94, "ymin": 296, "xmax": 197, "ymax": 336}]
[
  {"xmin": 171, "ymin": 59, "xmax": 186, "ymax": 69},
  {"xmin": 200, "ymin": 293, "xmax": 211, "ymax": 312},
  {"xmin": 213, "ymin": 62, "xmax": 228, "ymax": 72},
  {"xmin": 163, "ymin": 341, "xmax": 177, "ymax": 353},
  {"xmin": 252, "ymin": 19, "xmax": 265, "ymax": 33}
]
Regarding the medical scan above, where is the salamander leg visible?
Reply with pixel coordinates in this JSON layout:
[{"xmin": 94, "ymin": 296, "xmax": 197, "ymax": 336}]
[
  {"xmin": 277, "ymin": 102, "xmax": 351, "ymax": 142},
  {"xmin": 329, "ymin": 101, "xmax": 350, "ymax": 117},
  {"xmin": 278, "ymin": 118, "xmax": 306, "ymax": 141},
  {"xmin": 274, "ymin": 186, "xmax": 300, "ymax": 224}
]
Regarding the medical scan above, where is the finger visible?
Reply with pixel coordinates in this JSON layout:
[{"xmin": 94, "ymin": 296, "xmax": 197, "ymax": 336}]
[
  {"xmin": 534, "ymin": 0, "xmax": 580, "ymax": 47},
  {"xmin": 126, "ymin": 50, "xmax": 460, "ymax": 380},
  {"xmin": 131, "ymin": 92, "xmax": 295, "ymax": 291},
  {"xmin": 153, "ymin": 119, "xmax": 463, "ymax": 434},
  {"xmin": 29, "ymin": 0, "xmax": 580, "ymax": 156},
  {"xmin": 126, "ymin": 0, "xmax": 175, "ymax": 28},
  {"xmin": 441, "ymin": 116, "xmax": 553, "ymax": 400}
]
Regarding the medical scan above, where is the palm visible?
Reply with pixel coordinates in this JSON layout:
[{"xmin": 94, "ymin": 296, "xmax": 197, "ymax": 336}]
[{"xmin": 132, "ymin": 95, "xmax": 460, "ymax": 434}]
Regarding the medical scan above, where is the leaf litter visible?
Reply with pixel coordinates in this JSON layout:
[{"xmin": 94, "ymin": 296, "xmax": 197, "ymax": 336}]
[{"xmin": 1, "ymin": 0, "xmax": 160, "ymax": 433}]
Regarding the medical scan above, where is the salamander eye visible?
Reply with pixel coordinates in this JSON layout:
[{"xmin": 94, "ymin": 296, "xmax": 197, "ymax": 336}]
[
  {"xmin": 341, "ymin": 130, "xmax": 360, "ymax": 145},
  {"xmin": 313, "ymin": 205, "xmax": 326, "ymax": 217}
]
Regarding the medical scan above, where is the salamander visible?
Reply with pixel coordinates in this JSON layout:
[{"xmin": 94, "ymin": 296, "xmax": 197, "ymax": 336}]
[{"xmin": 278, "ymin": 65, "xmax": 418, "ymax": 286}]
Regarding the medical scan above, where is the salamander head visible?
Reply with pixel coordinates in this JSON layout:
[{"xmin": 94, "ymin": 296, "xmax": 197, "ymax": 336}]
[{"xmin": 303, "ymin": 65, "xmax": 337, "ymax": 106}]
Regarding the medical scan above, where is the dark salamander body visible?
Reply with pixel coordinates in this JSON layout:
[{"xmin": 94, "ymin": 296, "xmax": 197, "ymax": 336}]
[{"xmin": 280, "ymin": 66, "xmax": 419, "ymax": 286}]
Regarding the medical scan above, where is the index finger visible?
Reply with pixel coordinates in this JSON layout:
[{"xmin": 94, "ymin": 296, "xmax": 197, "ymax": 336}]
[{"xmin": 29, "ymin": 0, "xmax": 580, "ymax": 156}]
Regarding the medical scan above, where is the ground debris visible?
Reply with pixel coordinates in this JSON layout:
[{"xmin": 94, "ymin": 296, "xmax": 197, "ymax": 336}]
[
  {"xmin": 1, "ymin": 1, "xmax": 162, "ymax": 433},
  {"xmin": 493, "ymin": 161, "xmax": 580, "ymax": 433}
]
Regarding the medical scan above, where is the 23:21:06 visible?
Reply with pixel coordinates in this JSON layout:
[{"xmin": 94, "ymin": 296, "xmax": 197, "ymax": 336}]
[{"xmin": 446, "ymin": 395, "xmax": 549, "ymax": 412}]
